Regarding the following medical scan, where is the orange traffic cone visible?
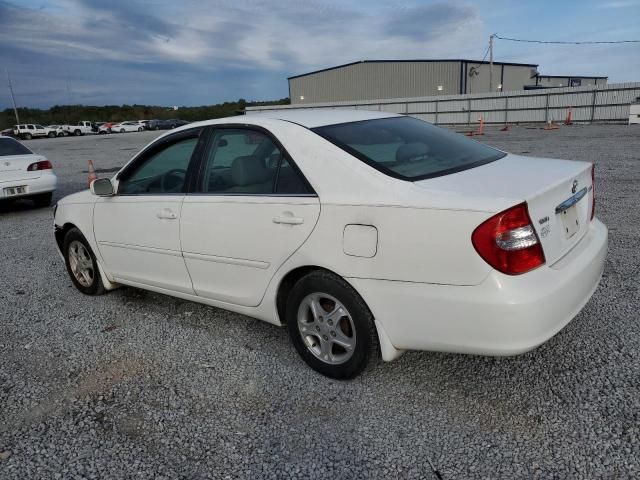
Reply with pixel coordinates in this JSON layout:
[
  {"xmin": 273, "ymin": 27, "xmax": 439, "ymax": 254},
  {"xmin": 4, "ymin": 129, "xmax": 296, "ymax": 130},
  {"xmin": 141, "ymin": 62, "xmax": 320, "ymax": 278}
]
[
  {"xmin": 564, "ymin": 107, "xmax": 573, "ymax": 125},
  {"xmin": 465, "ymin": 116, "xmax": 485, "ymax": 136},
  {"xmin": 87, "ymin": 159, "xmax": 97, "ymax": 186}
]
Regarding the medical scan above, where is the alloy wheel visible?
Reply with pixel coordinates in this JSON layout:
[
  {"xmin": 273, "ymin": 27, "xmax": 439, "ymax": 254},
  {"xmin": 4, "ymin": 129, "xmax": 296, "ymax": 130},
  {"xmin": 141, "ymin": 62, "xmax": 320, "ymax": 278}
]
[
  {"xmin": 297, "ymin": 293, "xmax": 356, "ymax": 365},
  {"xmin": 68, "ymin": 240, "xmax": 95, "ymax": 288}
]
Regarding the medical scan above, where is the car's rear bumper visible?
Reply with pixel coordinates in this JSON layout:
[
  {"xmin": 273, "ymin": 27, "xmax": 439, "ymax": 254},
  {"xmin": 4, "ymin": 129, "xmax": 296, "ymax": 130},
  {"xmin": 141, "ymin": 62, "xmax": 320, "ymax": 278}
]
[
  {"xmin": 349, "ymin": 218, "xmax": 608, "ymax": 356},
  {"xmin": 0, "ymin": 172, "xmax": 57, "ymax": 199}
]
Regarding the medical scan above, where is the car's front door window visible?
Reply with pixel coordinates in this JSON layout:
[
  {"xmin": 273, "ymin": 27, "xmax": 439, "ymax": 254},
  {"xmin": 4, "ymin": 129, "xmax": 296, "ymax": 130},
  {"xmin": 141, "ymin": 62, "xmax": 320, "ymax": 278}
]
[{"xmin": 118, "ymin": 136, "xmax": 199, "ymax": 195}]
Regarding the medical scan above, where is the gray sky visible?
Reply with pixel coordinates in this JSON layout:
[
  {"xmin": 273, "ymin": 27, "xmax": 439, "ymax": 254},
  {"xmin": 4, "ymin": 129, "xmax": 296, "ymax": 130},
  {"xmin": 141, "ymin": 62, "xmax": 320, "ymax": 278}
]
[{"xmin": 1, "ymin": 0, "xmax": 639, "ymax": 108}]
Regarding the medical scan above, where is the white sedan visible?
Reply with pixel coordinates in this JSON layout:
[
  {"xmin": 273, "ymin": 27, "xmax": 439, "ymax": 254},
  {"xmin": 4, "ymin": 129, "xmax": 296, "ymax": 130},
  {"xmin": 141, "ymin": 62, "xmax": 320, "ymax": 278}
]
[
  {"xmin": 112, "ymin": 121, "xmax": 144, "ymax": 133},
  {"xmin": 53, "ymin": 110, "xmax": 607, "ymax": 379},
  {"xmin": 1, "ymin": 136, "xmax": 57, "ymax": 206}
]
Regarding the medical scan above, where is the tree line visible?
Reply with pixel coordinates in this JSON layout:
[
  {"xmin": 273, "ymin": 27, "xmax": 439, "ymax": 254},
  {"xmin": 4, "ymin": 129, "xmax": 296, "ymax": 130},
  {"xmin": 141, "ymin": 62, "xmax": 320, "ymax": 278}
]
[{"xmin": 0, "ymin": 98, "xmax": 290, "ymax": 130}]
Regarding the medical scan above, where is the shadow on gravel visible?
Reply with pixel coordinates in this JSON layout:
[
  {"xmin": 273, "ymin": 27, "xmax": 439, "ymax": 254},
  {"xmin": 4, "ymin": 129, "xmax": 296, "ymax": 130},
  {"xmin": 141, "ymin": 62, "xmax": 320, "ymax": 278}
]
[{"xmin": 0, "ymin": 199, "xmax": 51, "ymax": 215}]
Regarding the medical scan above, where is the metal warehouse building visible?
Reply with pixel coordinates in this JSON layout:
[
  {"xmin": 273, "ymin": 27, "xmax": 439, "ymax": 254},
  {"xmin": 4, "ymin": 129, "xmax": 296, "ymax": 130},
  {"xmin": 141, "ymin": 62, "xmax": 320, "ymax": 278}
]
[
  {"xmin": 288, "ymin": 60, "xmax": 608, "ymax": 105},
  {"xmin": 289, "ymin": 60, "xmax": 541, "ymax": 104},
  {"xmin": 533, "ymin": 75, "xmax": 608, "ymax": 88}
]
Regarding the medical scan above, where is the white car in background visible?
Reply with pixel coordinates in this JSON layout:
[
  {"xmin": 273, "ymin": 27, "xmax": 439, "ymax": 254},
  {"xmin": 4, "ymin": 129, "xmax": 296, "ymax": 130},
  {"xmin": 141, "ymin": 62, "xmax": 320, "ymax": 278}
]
[
  {"xmin": 46, "ymin": 125, "xmax": 67, "ymax": 137},
  {"xmin": 112, "ymin": 121, "xmax": 144, "ymax": 133},
  {"xmin": 53, "ymin": 110, "xmax": 607, "ymax": 379},
  {"xmin": 1, "ymin": 136, "xmax": 57, "ymax": 206}
]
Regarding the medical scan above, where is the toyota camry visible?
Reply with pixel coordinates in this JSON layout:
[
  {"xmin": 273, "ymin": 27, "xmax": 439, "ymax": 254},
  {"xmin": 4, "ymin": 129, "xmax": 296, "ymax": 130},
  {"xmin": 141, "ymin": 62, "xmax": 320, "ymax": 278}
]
[{"xmin": 53, "ymin": 110, "xmax": 607, "ymax": 379}]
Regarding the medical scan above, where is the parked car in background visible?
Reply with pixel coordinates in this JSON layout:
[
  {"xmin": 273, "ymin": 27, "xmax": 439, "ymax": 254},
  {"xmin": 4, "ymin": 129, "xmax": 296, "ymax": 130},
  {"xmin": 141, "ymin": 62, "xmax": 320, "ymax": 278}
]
[
  {"xmin": 64, "ymin": 121, "xmax": 96, "ymax": 136},
  {"xmin": 112, "ymin": 121, "xmax": 144, "ymax": 133},
  {"xmin": 146, "ymin": 119, "xmax": 189, "ymax": 130},
  {"xmin": 167, "ymin": 119, "xmax": 189, "ymax": 129},
  {"xmin": 53, "ymin": 110, "xmax": 607, "ymax": 379},
  {"xmin": 13, "ymin": 124, "xmax": 54, "ymax": 140},
  {"xmin": 0, "ymin": 136, "xmax": 56, "ymax": 207},
  {"xmin": 98, "ymin": 122, "xmax": 114, "ymax": 134},
  {"xmin": 1, "ymin": 128, "xmax": 16, "ymax": 137},
  {"xmin": 46, "ymin": 125, "xmax": 67, "ymax": 137},
  {"xmin": 137, "ymin": 120, "xmax": 150, "ymax": 129}
]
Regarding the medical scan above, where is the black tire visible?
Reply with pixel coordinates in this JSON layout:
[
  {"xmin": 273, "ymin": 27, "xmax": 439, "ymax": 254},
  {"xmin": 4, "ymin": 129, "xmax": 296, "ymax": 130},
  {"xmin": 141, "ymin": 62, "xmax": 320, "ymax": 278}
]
[
  {"xmin": 120, "ymin": 129, "xmax": 125, "ymax": 133},
  {"xmin": 57, "ymin": 132, "xmax": 64, "ymax": 137},
  {"xmin": 23, "ymin": 133, "xmax": 32, "ymax": 140},
  {"xmin": 48, "ymin": 131, "xmax": 56, "ymax": 138},
  {"xmin": 32, "ymin": 192, "xmax": 52, "ymax": 208},
  {"xmin": 63, "ymin": 228, "xmax": 106, "ymax": 296},
  {"xmin": 286, "ymin": 270, "xmax": 379, "ymax": 379},
  {"xmin": 138, "ymin": 127, "xmax": 143, "ymax": 132},
  {"xmin": 74, "ymin": 129, "xmax": 82, "ymax": 136}
]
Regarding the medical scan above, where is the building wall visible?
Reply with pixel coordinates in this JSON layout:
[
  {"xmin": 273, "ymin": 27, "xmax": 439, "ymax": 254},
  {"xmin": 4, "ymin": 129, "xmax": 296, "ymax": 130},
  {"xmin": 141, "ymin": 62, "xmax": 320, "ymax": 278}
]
[
  {"xmin": 290, "ymin": 61, "xmax": 462, "ymax": 104},
  {"xmin": 537, "ymin": 76, "xmax": 608, "ymax": 88},
  {"xmin": 461, "ymin": 63, "xmax": 536, "ymax": 94}
]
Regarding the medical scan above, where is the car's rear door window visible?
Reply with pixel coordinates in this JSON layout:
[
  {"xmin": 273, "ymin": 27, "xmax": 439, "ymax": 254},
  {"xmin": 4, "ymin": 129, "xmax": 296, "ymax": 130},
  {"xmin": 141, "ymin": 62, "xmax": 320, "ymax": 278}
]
[
  {"xmin": 200, "ymin": 128, "xmax": 313, "ymax": 195},
  {"xmin": 0, "ymin": 138, "xmax": 32, "ymax": 156},
  {"xmin": 313, "ymin": 116, "xmax": 506, "ymax": 180}
]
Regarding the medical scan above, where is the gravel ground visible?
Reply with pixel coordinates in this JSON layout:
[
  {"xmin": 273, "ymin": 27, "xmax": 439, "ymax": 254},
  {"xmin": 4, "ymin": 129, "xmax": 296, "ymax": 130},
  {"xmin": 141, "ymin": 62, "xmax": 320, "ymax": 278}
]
[{"xmin": 0, "ymin": 124, "xmax": 639, "ymax": 479}]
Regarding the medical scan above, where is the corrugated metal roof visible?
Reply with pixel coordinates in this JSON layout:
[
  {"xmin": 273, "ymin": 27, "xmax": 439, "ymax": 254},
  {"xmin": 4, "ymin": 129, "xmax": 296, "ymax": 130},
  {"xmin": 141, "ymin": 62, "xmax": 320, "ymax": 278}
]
[{"xmin": 288, "ymin": 59, "xmax": 539, "ymax": 80}]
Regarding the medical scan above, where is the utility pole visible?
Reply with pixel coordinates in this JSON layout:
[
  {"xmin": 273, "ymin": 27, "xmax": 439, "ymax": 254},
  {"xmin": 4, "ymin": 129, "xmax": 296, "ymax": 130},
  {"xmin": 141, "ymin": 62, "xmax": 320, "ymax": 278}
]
[
  {"xmin": 489, "ymin": 34, "xmax": 495, "ymax": 92},
  {"xmin": 6, "ymin": 70, "xmax": 20, "ymax": 125}
]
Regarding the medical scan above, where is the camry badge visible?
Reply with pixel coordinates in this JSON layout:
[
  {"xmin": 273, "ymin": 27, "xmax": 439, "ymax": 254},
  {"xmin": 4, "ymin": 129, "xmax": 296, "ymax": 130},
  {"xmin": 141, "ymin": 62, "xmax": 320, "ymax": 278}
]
[{"xmin": 571, "ymin": 180, "xmax": 578, "ymax": 194}]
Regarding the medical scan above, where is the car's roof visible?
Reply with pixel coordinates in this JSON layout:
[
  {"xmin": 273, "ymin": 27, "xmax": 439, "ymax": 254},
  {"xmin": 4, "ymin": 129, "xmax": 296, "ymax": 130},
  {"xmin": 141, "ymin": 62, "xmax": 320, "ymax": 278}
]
[
  {"xmin": 243, "ymin": 108, "xmax": 400, "ymax": 128},
  {"xmin": 167, "ymin": 109, "xmax": 401, "ymax": 138}
]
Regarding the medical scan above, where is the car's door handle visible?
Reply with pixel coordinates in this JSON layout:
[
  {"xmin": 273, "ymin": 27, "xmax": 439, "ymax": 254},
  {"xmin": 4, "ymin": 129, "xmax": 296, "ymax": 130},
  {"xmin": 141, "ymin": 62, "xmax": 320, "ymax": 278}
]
[
  {"xmin": 273, "ymin": 215, "xmax": 304, "ymax": 225},
  {"xmin": 156, "ymin": 209, "xmax": 178, "ymax": 220}
]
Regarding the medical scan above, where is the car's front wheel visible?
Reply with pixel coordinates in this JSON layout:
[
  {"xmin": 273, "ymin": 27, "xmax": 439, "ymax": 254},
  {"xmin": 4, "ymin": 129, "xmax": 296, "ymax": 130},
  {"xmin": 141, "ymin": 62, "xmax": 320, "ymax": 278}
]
[
  {"xmin": 286, "ymin": 271, "xmax": 379, "ymax": 379},
  {"xmin": 63, "ymin": 228, "xmax": 105, "ymax": 295}
]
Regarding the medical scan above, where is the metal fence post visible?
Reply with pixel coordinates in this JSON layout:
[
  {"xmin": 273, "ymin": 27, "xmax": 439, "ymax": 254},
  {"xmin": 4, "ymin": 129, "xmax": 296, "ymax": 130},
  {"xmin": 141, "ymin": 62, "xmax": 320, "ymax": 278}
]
[
  {"xmin": 467, "ymin": 98, "xmax": 471, "ymax": 126},
  {"xmin": 435, "ymin": 101, "xmax": 439, "ymax": 125},
  {"xmin": 590, "ymin": 89, "xmax": 597, "ymax": 123},
  {"xmin": 545, "ymin": 93, "xmax": 550, "ymax": 123},
  {"xmin": 504, "ymin": 96, "xmax": 509, "ymax": 125}
]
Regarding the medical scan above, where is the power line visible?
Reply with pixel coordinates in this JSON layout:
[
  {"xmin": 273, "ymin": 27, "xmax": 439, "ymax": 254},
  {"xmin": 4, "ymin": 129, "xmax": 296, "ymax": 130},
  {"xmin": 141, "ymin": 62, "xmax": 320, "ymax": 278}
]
[{"xmin": 495, "ymin": 34, "xmax": 640, "ymax": 45}]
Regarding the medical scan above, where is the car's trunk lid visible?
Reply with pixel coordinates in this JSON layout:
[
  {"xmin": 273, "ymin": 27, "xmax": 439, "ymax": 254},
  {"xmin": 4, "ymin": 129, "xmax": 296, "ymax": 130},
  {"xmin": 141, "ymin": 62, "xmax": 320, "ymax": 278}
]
[
  {"xmin": 414, "ymin": 154, "xmax": 594, "ymax": 265},
  {"xmin": 0, "ymin": 154, "xmax": 44, "ymax": 182}
]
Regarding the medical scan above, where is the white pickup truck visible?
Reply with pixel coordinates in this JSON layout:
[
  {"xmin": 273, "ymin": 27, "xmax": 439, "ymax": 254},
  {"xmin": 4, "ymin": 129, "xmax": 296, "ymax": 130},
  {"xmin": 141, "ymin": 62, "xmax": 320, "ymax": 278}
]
[
  {"xmin": 64, "ymin": 121, "xmax": 96, "ymax": 136},
  {"xmin": 12, "ymin": 124, "xmax": 58, "ymax": 140}
]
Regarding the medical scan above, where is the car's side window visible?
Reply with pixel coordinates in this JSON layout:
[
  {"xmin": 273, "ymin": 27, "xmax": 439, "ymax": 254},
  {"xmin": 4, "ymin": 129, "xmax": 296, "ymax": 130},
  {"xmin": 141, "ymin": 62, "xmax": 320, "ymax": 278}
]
[
  {"xmin": 118, "ymin": 135, "xmax": 199, "ymax": 195},
  {"xmin": 201, "ymin": 128, "xmax": 312, "ymax": 195}
]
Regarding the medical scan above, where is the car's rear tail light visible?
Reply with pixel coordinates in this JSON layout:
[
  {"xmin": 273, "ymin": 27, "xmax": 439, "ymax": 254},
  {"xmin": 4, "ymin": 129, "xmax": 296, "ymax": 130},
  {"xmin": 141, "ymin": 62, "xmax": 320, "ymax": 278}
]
[
  {"xmin": 27, "ymin": 160, "xmax": 52, "ymax": 171},
  {"xmin": 590, "ymin": 164, "xmax": 595, "ymax": 221},
  {"xmin": 472, "ymin": 202, "xmax": 545, "ymax": 275}
]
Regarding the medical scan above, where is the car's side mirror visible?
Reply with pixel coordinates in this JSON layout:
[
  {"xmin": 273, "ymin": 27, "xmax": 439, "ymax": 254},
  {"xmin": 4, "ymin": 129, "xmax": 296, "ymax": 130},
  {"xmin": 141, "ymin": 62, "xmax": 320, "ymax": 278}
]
[{"xmin": 90, "ymin": 178, "xmax": 115, "ymax": 197}]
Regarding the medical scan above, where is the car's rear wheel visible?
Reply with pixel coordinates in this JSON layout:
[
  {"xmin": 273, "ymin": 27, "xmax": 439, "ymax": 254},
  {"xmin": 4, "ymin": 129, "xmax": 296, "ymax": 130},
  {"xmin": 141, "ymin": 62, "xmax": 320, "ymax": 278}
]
[
  {"xmin": 32, "ymin": 192, "xmax": 52, "ymax": 208},
  {"xmin": 63, "ymin": 228, "xmax": 106, "ymax": 295},
  {"xmin": 48, "ymin": 131, "xmax": 55, "ymax": 138},
  {"xmin": 74, "ymin": 129, "xmax": 81, "ymax": 136},
  {"xmin": 286, "ymin": 271, "xmax": 379, "ymax": 379},
  {"xmin": 23, "ymin": 133, "xmax": 32, "ymax": 140},
  {"xmin": 57, "ymin": 132, "xmax": 64, "ymax": 137},
  {"xmin": 138, "ymin": 127, "xmax": 143, "ymax": 132},
  {"xmin": 120, "ymin": 129, "xmax": 125, "ymax": 133}
]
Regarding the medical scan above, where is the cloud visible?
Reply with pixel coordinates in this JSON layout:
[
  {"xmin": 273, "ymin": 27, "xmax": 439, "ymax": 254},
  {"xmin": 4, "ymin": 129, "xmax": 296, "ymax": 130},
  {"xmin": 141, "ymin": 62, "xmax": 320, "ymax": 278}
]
[
  {"xmin": 1, "ymin": 0, "xmax": 637, "ymax": 109},
  {"xmin": 0, "ymin": 0, "xmax": 487, "ymax": 107}
]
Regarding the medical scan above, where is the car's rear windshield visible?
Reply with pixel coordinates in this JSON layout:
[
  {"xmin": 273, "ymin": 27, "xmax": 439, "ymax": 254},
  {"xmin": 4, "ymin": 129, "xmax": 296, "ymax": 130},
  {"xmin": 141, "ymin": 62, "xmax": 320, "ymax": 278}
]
[
  {"xmin": 0, "ymin": 138, "xmax": 32, "ymax": 156},
  {"xmin": 312, "ymin": 116, "xmax": 506, "ymax": 180}
]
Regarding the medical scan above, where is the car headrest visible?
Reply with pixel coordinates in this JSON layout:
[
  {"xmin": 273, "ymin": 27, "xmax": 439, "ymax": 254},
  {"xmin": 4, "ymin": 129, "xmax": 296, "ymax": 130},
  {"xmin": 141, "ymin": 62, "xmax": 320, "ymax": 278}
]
[
  {"xmin": 231, "ymin": 155, "xmax": 269, "ymax": 186},
  {"xmin": 396, "ymin": 142, "xmax": 429, "ymax": 163}
]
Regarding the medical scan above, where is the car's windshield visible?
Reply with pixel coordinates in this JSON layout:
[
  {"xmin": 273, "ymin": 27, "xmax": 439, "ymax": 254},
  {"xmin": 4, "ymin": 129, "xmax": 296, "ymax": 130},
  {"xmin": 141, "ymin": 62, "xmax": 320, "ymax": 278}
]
[
  {"xmin": 0, "ymin": 138, "xmax": 32, "ymax": 156},
  {"xmin": 313, "ymin": 116, "xmax": 506, "ymax": 180}
]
